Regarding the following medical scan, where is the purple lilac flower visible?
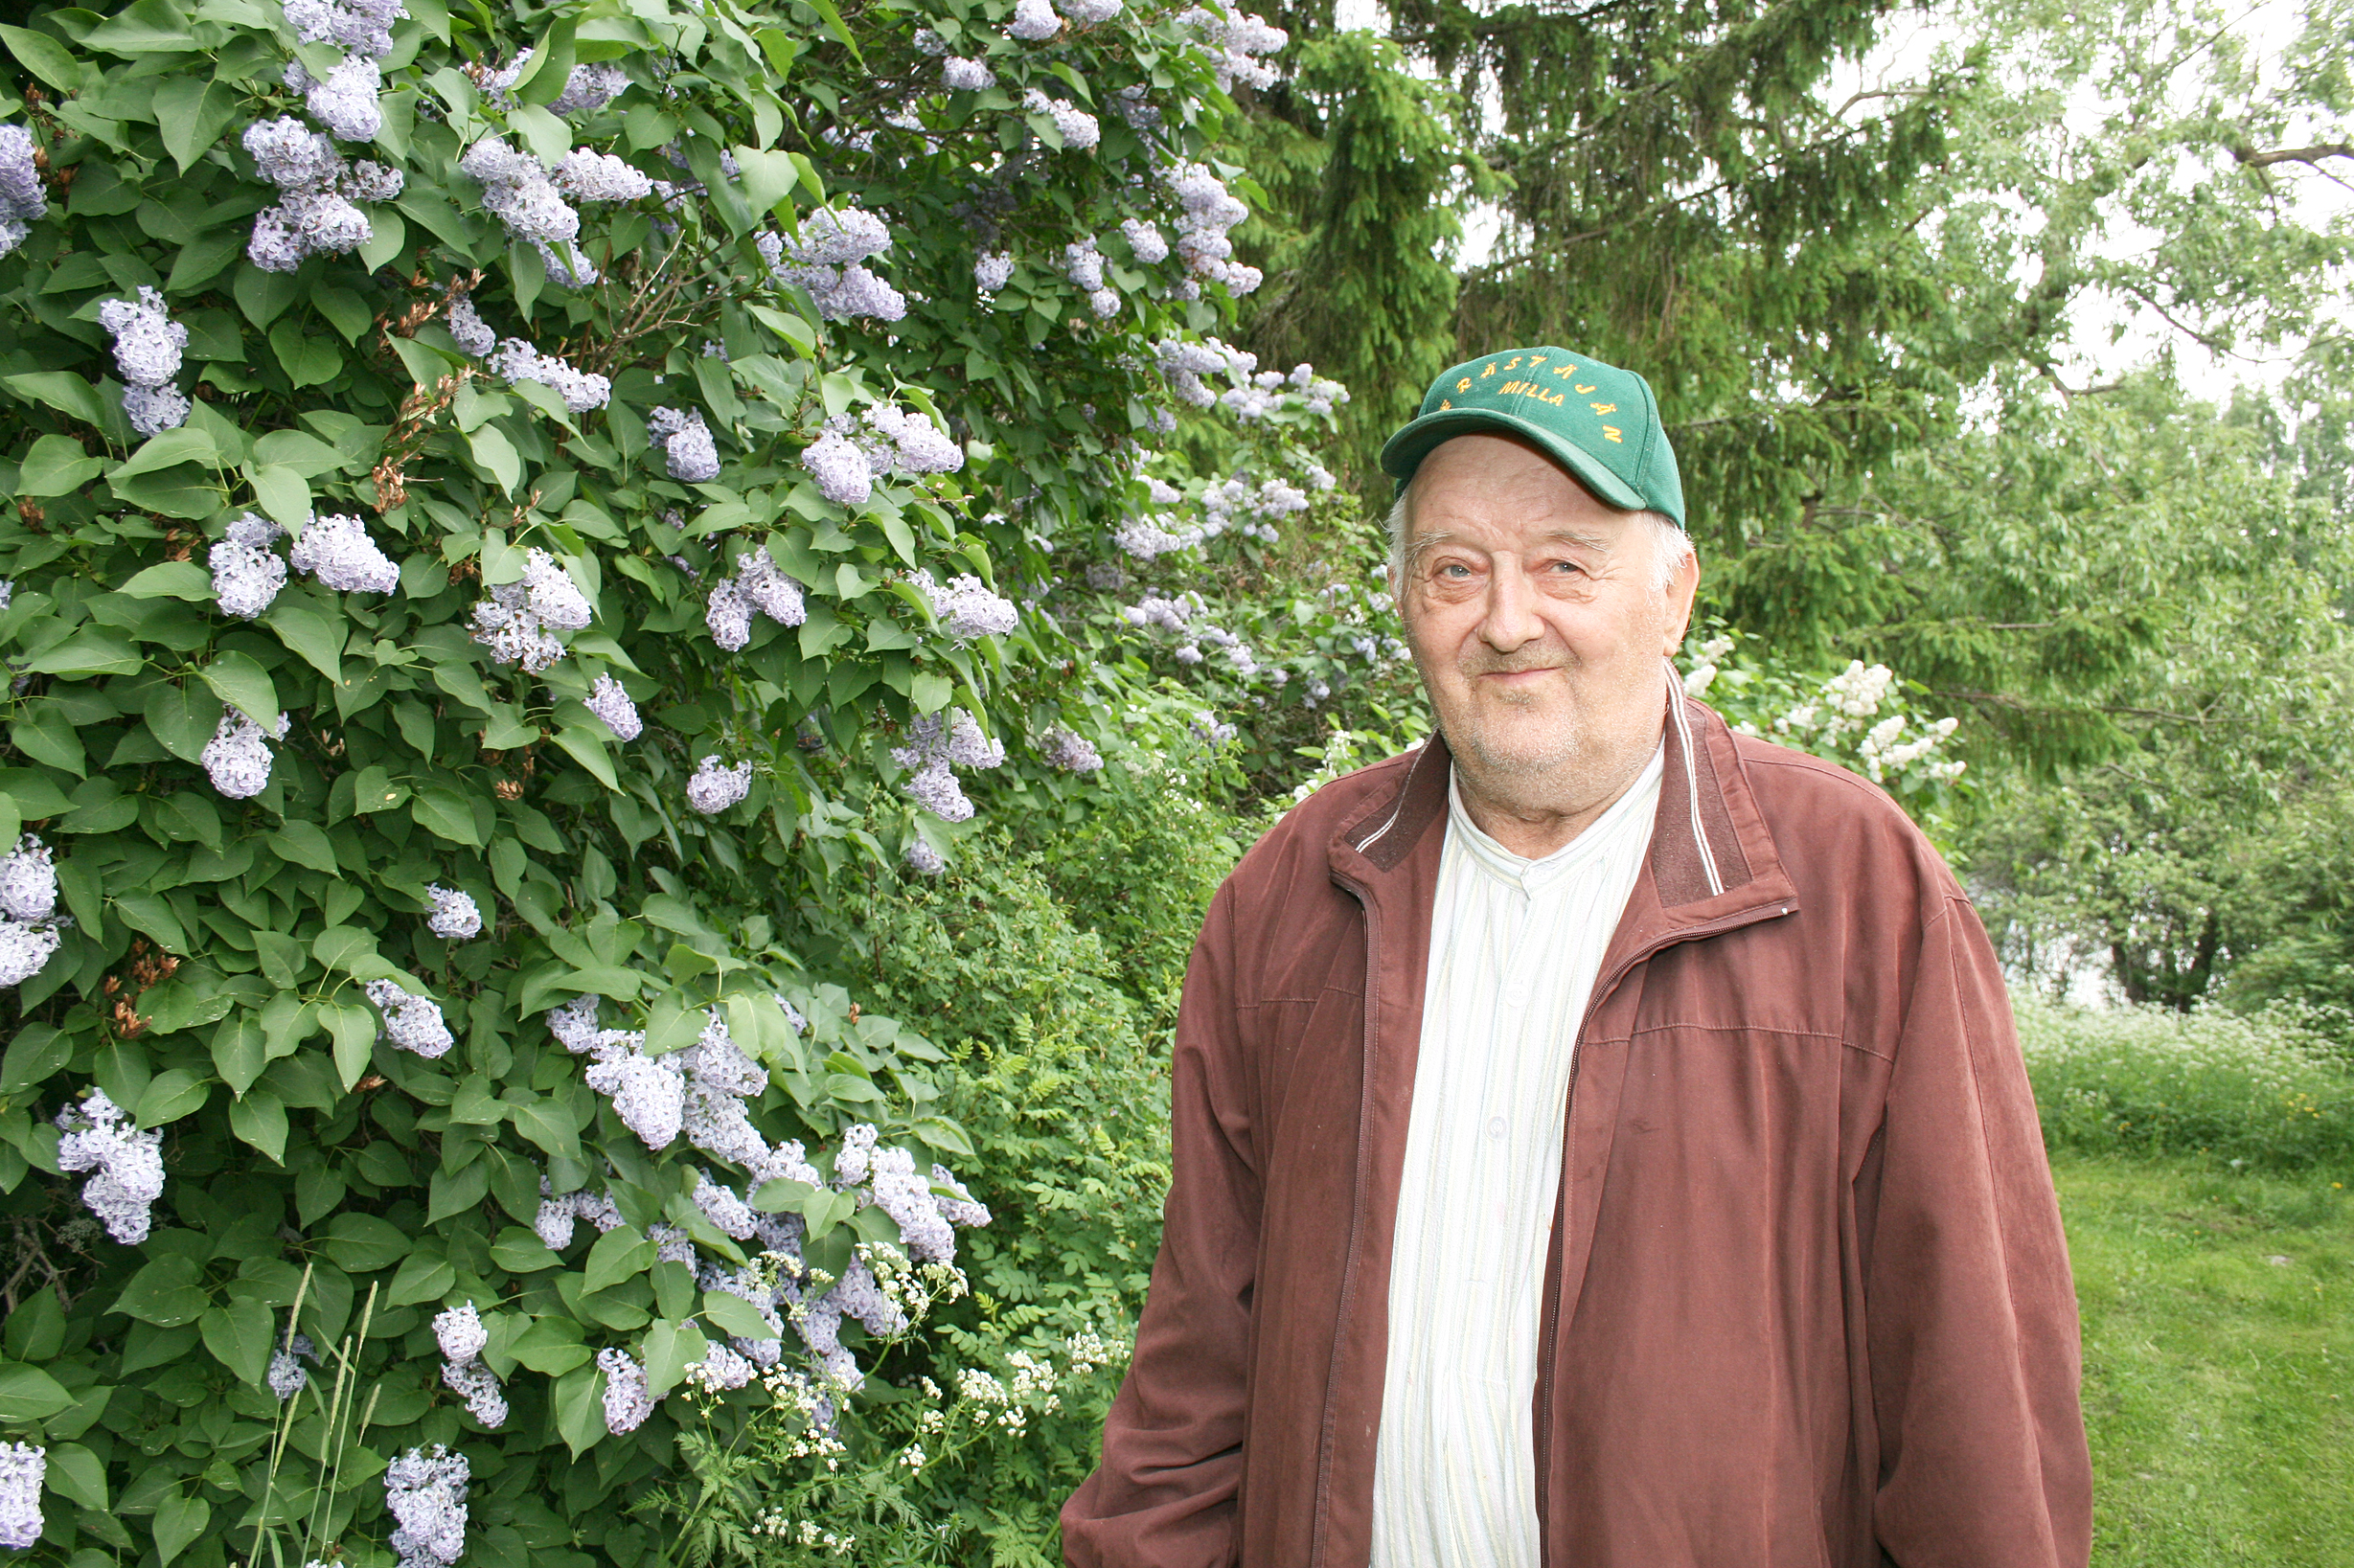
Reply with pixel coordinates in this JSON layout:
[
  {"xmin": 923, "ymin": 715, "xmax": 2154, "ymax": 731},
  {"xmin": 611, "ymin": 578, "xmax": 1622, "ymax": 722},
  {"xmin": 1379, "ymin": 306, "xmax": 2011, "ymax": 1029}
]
[
  {"xmin": 801, "ymin": 428, "xmax": 873, "ymax": 507},
  {"xmin": 0, "ymin": 125, "xmax": 48, "ymax": 228},
  {"xmin": 686, "ymin": 756, "xmax": 752, "ymax": 815},
  {"xmin": 1022, "ymin": 88, "xmax": 1099, "ymax": 150},
  {"xmin": 1177, "ymin": 5, "xmax": 1289, "ymax": 91},
  {"xmin": 434, "ymin": 1302, "xmax": 489, "ymax": 1362},
  {"xmin": 305, "ymin": 54, "xmax": 384, "ymax": 142},
  {"xmin": 201, "ymin": 708, "xmax": 288, "ymax": 799},
  {"xmin": 583, "ymin": 1047, "xmax": 686, "ymax": 1149},
  {"xmin": 911, "ymin": 570, "xmax": 1018, "ymax": 640},
  {"xmin": 943, "ymin": 56, "xmax": 995, "ymax": 90},
  {"xmin": 648, "ymin": 406, "xmax": 721, "ymax": 483},
  {"xmin": 0, "ymin": 835, "xmax": 57, "ymax": 924},
  {"xmin": 289, "ymin": 512, "xmax": 400, "ymax": 594},
  {"xmin": 868, "ymin": 1145, "xmax": 956, "ymax": 1261},
  {"xmin": 551, "ymin": 62, "xmax": 629, "ymax": 115},
  {"xmin": 365, "ymin": 979, "xmax": 455, "ymax": 1057},
  {"xmin": 903, "ymin": 836, "xmax": 946, "ymax": 875},
  {"xmin": 1121, "ymin": 217, "xmax": 1169, "ymax": 263},
  {"xmin": 756, "ymin": 210, "xmax": 905, "ymax": 321},
  {"xmin": 1039, "ymin": 726, "xmax": 1105, "ymax": 773},
  {"xmin": 598, "ymin": 1349, "xmax": 653, "ymax": 1433},
  {"xmin": 693, "ymin": 1170, "xmax": 761, "ymax": 1238},
  {"xmin": 283, "ymin": 0, "xmax": 406, "ymax": 58},
  {"xmin": 585, "ymin": 673, "xmax": 642, "ymax": 740},
  {"xmin": 443, "ymin": 1357, "xmax": 508, "ymax": 1426},
  {"xmin": 1009, "ymin": 0, "xmax": 1059, "ymax": 39},
  {"xmin": 384, "ymin": 1446, "xmax": 469, "ymax": 1568},
  {"xmin": 55, "ymin": 1091, "xmax": 164, "ymax": 1243},
  {"xmin": 556, "ymin": 148, "xmax": 652, "ymax": 201},
  {"xmin": 425, "ymin": 885, "xmax": 481, "ymax": 940},
  {"xmin": 459, "ymin": 136, "xmax": 580, "ymax": 245},
  {"xmin": 1057, "ymin": 0, "xmax": 1124, "ymax": 21},
  {"xmin": 0, "ymin": 1443, "xmax": 43, "ymax": 1551},
  {"xmin": 974, "ymin": 250, "xmax": 1013, "ymax": 294},
  {"xmin": 489, "ymin": 338, "xmax": 611, "ymax": 411},
  {"xmin": 861, "ymin": 405, "xmax": 964, "ymax": 474}
]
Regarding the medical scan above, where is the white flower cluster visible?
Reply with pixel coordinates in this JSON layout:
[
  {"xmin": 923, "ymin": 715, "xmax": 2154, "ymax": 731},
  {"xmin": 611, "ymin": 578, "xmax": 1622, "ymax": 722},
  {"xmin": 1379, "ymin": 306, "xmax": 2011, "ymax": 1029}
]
[
  {"xmin": 910, "ymin": 569, "xmax": 1018, "ymax": 641},
  {"xmin": 1008, "ymin": 0, "xmax": 1060, "ymax": 40},
  {"xmin": 1059, "ymin": 0, "xmax": 1126, "ymax": 24},
  {"xmin": 445, "ymin": 291, "xmax": 496, "ymax": 356},
  {"xmin": 1857, "ymin": 713, "xmax": 1963, "ymax": 784},
  {"xmin": 891, "ymin": 707, "xmax": 1006, "ymax": 822},
  {"xmin": 1755, "ymin": 657, "xmax": 1965, "ymax": 784},
  {"xmin": 487, "ymin": 337, "xmax": 612, "ymax": 412},
  {"xmin": 365, "ymin": 978, "xmax": 455, "ymax": 1057},
  {"xmin": 705, "ymin": 545, "xmax": 807, "ymax": 650},
  {"xmin": 599, "ymin": 1348, "xmax": 655, "ymax": 1433},
  {"xmin": 1177, "ymin": 6, "xmax": 1289, "ymax": 91},
  {"xmin": 1166, "ymin": 164, "xmax": 1259, "ymax": 295},
  {"xmin": 757, "ymin": 208, "xmax": 905, "ymax": 321},
  {"xmin": 97, "ymin": 287, "xmax": 190, "ymax": 437},
  {"xmin": 586, "ymin": 672, "xmax": 643, "ymax": 740},
  {"xmin": 687, "ymin": 755, "xmax": 753, "ymax": 815},
  {"xmin": 551, "ymin": 1000, "xmax": 775, "ymax": 1168},
  {"xmin": 456, "ymin": 136, "xmax": 628, "ymax": 284},
  {"xmin": 290, "ymin": 511, "xmax": 401, "ymax": 594},
  {"xmin": 532, "ymin": 1170, "xmax": 625, "ymax": 1250},
  {"xmin": 268, "ymin": 1331, "xmax": 316, "ymax": 1399},
  {"xmin": 556, "ymin": 148, "xmax": 652, "ymax": 202},
  {"xmin": 384, "ymin": 1445, "xmax": 469, "ymax": 1568},
  {"xmin": 201, "ymin": 707, "xmax": 291, "ymax": 799},
  {"xmin": 648, "ymin": 406, "xmax": 721, "ymax": 483},
  {"xmin": 284, "ymin": 0, "xmax": 406, "ymax": 59},
  {"xmin": 943, "ymin": 55, "xmax": 996, "ymax": 90},
  {"xmin": 903, "ymin": 835, "xmax": 947, "ymax": 875},
  {"xmin": 0, "ymin": 125, "xmax": 48, "ymax": 261},
  {"xmin": 434, "ymin": 1302, "xmax": 507, "ymax": 1426},
  {"xmin": 0, "ymin": 834, "xmax": 63, "ymax": 988},
  {"xmin": 242, "ymin": 118, "xmax": 399, "ymax": 272},
  {"xmin": 1038, "ymin": 725, "xmax": 1105, "ymax": 773},
  {"xmin": 973, "ymin": 249, "xmax": 1014, "ymax": 298},
  {"xmin": 286, "ymin": 53, "xmax": 384, "ymax": 142},
  {"xmin": 1022, "ymin": 87, "xmax": 1101, "ymax": 152},
  {"xmin": 210, "ymin": 513, "xmax": 289, "ymax": 619},
  {"xmin": 683, "ymin": 1337, "xmax": 758, "ymax": 1394},
  {"xmin": 1680, "ymin": 633, "xmax": 1735, "ymax": 697},
  {"xmin": 0, "ymin": 1443, "xmax": 43, "ymax": 1551},
  {"xmin": 469, "ymin": 548, "xmax": 592, "ymax": 672},
  {"xmin": 482, "ymin": 50, "xmax": 629, "ymax": 115},
  {"xmin": 56, "ymin": 1090, "xmax": 165, "ymax": 1243},
  {"xmin": 425, "ymin": 884, "xmax": 482, "ymax": 941}
]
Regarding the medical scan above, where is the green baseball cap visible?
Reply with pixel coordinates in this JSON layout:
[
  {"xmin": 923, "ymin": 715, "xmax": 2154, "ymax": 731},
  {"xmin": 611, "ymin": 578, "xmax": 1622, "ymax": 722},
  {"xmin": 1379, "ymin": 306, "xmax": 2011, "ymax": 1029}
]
[{"xmin": 1379, "ymin": 346, "xmax": 1685, "ymax": 528}]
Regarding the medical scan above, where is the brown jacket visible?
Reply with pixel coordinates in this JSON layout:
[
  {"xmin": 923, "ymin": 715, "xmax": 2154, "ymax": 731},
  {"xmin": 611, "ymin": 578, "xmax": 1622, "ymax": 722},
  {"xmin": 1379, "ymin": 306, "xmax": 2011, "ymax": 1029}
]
[{"xmin": 1063, "ymin": 697, "xmax": 2091, "ymax": 1568}]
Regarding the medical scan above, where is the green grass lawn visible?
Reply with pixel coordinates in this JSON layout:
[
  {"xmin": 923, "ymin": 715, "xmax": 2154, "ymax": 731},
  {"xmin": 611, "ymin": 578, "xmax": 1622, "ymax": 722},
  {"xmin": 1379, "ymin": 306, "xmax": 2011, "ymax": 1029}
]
[{"xmin": 2056, "ymin": 1155, "xmax": 2352, "ymax": 1564}]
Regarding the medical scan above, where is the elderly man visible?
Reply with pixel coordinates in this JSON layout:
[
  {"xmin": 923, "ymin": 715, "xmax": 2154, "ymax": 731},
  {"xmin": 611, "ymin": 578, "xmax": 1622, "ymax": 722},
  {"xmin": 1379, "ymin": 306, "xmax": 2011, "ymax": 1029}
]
[{"xmin": 1063, "ymin": 347, "xmax": 2091, "ymax": 1568}]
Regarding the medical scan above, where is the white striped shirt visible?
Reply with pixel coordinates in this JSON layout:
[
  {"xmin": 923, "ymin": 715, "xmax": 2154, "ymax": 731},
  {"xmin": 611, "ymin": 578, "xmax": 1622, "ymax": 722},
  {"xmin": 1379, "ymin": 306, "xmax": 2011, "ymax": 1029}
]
[{"xmin": 1368, "ymin": 745, "xmax": 1663, "ymax": 1567}]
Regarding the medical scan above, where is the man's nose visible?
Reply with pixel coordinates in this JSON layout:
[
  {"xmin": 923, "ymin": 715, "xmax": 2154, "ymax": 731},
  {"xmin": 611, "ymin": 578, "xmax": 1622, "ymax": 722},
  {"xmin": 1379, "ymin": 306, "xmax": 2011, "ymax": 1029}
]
[{"xmin": 1477, "ymin": 563, "xmax": 1543, "ymax": 652}]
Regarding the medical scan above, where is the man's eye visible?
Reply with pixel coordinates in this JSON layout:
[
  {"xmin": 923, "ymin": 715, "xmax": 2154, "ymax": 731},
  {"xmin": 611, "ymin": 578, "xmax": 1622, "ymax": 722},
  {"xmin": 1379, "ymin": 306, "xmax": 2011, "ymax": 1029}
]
[
  {"xmin": 1549, "ymin": 559, "xmax": 1585, "ymax": 575},
  {"xmin": 1439, "ymin": 563, "xmax": 1472, "ymax": 579}
]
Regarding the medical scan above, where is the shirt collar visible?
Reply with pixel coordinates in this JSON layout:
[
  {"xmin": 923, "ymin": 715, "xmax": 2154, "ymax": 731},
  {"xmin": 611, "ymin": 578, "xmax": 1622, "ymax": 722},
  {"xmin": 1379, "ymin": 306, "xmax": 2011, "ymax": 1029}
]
[{"xmin": 1446, "ymin": 740, "xmax": 1666, "ymax": 894}]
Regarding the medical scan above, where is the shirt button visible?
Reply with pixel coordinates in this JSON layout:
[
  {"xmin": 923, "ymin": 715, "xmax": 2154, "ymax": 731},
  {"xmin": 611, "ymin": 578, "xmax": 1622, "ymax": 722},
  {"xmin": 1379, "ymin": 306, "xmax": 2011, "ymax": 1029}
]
[{"xmin": 1488, "ymin": 1116, "xmax": 1508, "ymax": 1139}]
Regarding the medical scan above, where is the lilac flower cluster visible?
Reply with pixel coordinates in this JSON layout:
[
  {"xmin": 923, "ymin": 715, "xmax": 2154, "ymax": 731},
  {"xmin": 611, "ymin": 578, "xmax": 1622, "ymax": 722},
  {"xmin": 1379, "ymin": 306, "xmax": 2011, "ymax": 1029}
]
[
  {"xmin": 482, "ymin": 51, "xmax": 628, "ymax": 116},
  {"xmin": 1113, "ymin": 515, "xmax": 1206, "ymax": 561},
  {"xmin": 1167, "ymin": 165, "xmax": 1259, "ymax": 295},
  {"xmin": 891, "ymin": 707, "xmax": 1007, "ymax": 822},
  {"xmin": 457, "ymin": 137, "xmax": 605, "ymax": 281},
  {"xmin": 0, "ymin": 833, "xmax": 63, "ymax": 989},
  {"xmin": 1022, "ymin": 87, "xmax": 1102, "ymax": 151},
  {"xmin": 903, "ymin": 836, "xmax": 946, "ymax": 875},
  {"xmin": 599, "ymin": 1348, "xmax": 654, "ymax": 1433},
  {"xmin": 211, "ymin": 513, "xmax": 289, "ymax": 619},
  {"xmin": 551, "ymin": 1000, "xmax": 776, "ymax": 1170},
  {"xmin": 56, "ymin": 1091, "xmax": 165, "ymax": 1243},
  {"xmin": 384, "ymin": 1446, "xmax": 469, "ymax": 1568},
  {"xmin": 434, "ymin": 1302, "xmax": 508, "ymax": 1426},
  {"xmin": 445, "ymin": 291, "xmax": 496, "ymax": 356},
  {"xmin": 425, "ymin": 884, "xmax": 482, "ymax": 941},
  {"xmin": 98, "ymin": 287, "xmax": 191, "ymax": 437},
  {"xmin": 1039, "ymin": 726, "xmax": 1106, "ymax": 773},
  {"xmin": 757, "ymin": 209, "xmax": 906, "ymax": 320},
  {"xmin": 365, "ymin": 978, "xmax": 456, "ymax": 1057},
  {"xmin": 973, "ymin": 250, "xmax": 1014, "ymax": 298},
  {"xmin": 1008, "ymin": 0, "xmax": 1060, "ymax": 40},
  {"xmin": 910, "ymin": 569, "xmax": 1018, "ymax": 641},
  {"xmin": 943, "ymin": 55, "xmax": 996, "ymax": 90},
  {"xmin": 648, "ymin": 406, "xmax": 721, "ymax": 483},
  {"xmin": 488, "ymin": 338, "xmax": 611, "ymax": 411},
  {"xmin": 1058, "ymin": 0, "xmax": 1125, "ymax": 24},
  {"xmin": 201, "ymin": 708, "xmax": 290, "ymax": 799},
  {"xmin": 705, "ymin": 545, "xmax": 807, "ymax": 650},
  {"xmin": 586, "ymin": 672, "xmax": 643, "ymax": 740},
  {"xmin": 1123, "ymin": 592, "xmax": 1201, "ymax": 632},
  {"xmin": 0, "ymin": 125, "xmax": 43, "ymax": 261},
  {"xmin": 0, "ymin": 1443, "xmax": 43, "ymax": 1551},
  {"xmin": 1121, "ymin": 216, "xmax": 1170, "ymax": 263},
  {"xmin": 286, "ymin": 53, "xmax": 384, "ymax": 142},
  {"xmin": 242, "ymin": 118, "xmax": 393, "ymax": 271},
  {"xmin": 290, "ymin": 511, "xmax": 400, "ymax": 594},
  {"xmin": 687, "ymin": 755, "xmax": 754, "ymax": 815},
  {"xmin": 283, "ymin": 0, "xmax": 406, "ymax": 59},
  {"xmin": 1177, "ymin": 6, "xmax": 1290, "ymax": 91},
  {"xmin": 268, "ymin": 1332, "xmax": 316, "ymax": 1399},
  {"xmin": 469, "ymin": 546, "xmax": 592, "ymax": 673},
  {"xmin": 800, "ymin": 403, "xmax": 964, "ymax": 509},
  {"xmin": 556, "ymin": 148, "xmax": 652, "ymax": 202}
]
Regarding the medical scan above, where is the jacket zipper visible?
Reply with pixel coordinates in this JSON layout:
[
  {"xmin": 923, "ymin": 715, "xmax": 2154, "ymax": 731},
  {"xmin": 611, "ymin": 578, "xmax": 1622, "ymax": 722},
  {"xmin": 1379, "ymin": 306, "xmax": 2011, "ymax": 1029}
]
[
  {"xmin": 1533, "ymin": 902, "xmax": 1794, "ymax": 1566},
  {"xmin": 1310, "ymin": 870, "xmax": 1383, "ymax": 1568}
]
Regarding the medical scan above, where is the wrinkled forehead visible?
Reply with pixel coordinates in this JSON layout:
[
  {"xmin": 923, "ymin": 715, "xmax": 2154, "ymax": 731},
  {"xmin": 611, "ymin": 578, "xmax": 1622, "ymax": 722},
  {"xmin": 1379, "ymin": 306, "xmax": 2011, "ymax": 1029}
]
[{"xmin": 1407, "ymin": 433, "xmax": 1635, "ymax": 547}]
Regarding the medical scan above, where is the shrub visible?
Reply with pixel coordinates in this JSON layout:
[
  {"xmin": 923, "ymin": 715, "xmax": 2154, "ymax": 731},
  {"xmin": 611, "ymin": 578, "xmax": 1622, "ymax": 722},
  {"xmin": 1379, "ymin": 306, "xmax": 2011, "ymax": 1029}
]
[{"xmin": 2018, "ymin": 995, "xmax": 2354, "ymax": 1171}]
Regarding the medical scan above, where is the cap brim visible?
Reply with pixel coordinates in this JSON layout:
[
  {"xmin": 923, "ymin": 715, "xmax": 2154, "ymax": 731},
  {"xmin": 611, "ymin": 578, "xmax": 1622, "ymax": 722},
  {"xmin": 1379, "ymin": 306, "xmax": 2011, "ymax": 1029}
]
[{"xmin": 1378, "ymin": 407, "xmax": 1648, "ymax": 512}]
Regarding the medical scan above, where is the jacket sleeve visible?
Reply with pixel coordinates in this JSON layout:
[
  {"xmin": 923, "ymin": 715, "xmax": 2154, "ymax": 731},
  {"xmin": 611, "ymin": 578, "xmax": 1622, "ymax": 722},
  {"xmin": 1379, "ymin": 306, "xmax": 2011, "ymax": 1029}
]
[
  {"xmin": 1063, "ymin": 879, "xmax": 1262, "ymax": 1567},
  {"xmin": 1865, "ymin": 894, "xmax": 2092, "ymax": 1568}
]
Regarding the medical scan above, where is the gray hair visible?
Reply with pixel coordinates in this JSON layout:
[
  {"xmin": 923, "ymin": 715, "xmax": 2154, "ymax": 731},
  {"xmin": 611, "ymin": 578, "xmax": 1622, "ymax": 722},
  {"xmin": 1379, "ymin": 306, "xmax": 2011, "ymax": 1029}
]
[{"xmin": 1384, "ymin": 475, "xmax": 1695, "ymax": 596}]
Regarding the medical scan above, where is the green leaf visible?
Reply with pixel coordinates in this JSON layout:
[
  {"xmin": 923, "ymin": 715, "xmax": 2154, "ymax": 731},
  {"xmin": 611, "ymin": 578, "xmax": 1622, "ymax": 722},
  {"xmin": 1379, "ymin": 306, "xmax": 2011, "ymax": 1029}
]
[
  {"xmin": 133, "ymin": 1067, "xmax": 210, "ymax": 1127},
  {"xmin": 490, "ymin": 1228, "xmax": 564, "ymax": 1276},
  {"xmin": 412, "ymin": 784, "xmax": 487, "ymax": 845},
  {"xmin": 266, "ymin": 596, "xmax": 347, "ymax": 684},
  {"xmin": 4, "ymin": 1289, "xmax": 63, "ymax": 1362},
  {"xmin": 510, "ymin": 1097, "xmax": 581, "ymax": 1162},
  {"xmin": 554, "ymin": 1362, "xmax": 605, "ymax": 1457},
  {"xmin": 85, "ymin": 0, "xmax": 196, "ymax": 54},
  {"xmin": 509, "ymin": 102, "xmax": 573, "ymax": 168},
  {"xmin": 732, "ymin": 148, "xmax": 803, "ymax": 219},
  {"xmin": 311, "ymin": 924, "xmax": 380, "ymax": 974},
  {"xmin": 386, "ymin": 1249, "xmax": 456, "ymax": 1306},
  {"xmin": 121, "ymin": 560, "xmax": 215, "ymax": 600},
  {"xmin": 697, "ymin": 1288, "xmax": 775, "ymax": 1341},
  {"xmin": 270, "ymin": 820, "xmax": 341, "ymax": 875},
  {"xmin": 2, "ymin": 371, "xmax": 104, "ymax": 424},
  {"xmin": 550, "ymin": 724, "xmax": 619, "ymax": 789},
  {"xmin": 0, "ymin": 27, "xmax": 78, "ymax": 91},
  {"xmin": 514, "ymin": 13, "xmax": 578, "ymax": 104},
  {"xmin": 145, "ymin": 681, "xmax": 224, "ymax": 762},
  {"xmin": 152, "ymin": 1488, "xmax": 211, "ymax": 1568},
  {"xmin": 212, "ymin": 1016, "xmax": 268, "ymax": 1095},
  {"xmin": 642, "ymin": 1317, "xmax": 708, "ymax": 1398},
  {"xmin": 324, "ymin": 1002, "xmax": 377, "ymax": 1091},
  {"xmin": 42, "ymin": 1442, "xmax": 105, "ymax": 1510},
  {"xmin": 466, "ymin": 422, "xmax": 522, "ymax": 493},
  {"xmin": 110, "ymin": 1254, "xmax": 209, "ymax": 1327},
  {"xmin": 0, "ymin": 1025, "xmax": 67, "ymax": 1094},
  {"xmin": 319, "ymin": 1213, "xmax": 408, "ymax": 1272},
  {"xmin": 26, "ymin": 628, "xmax": 142, "ymax": 678},
  {"xmin": 583, "ymin": 1226, "xmax": 654, "ymax": 1294},
  {"xmin": 200, "ymin": 649, "xmax": 280, "ymax": 725},
  {"xmin": 248, "ymin": 462, "xmax": 313, "ymax": 528},
  {"xmin": 113, "ymin": 891, "xmax": 192, "ymax": 955},
  {"xmin": 910, "ymin": 670, "xmax": 953, "ymax": 714},
  {"xmin": 155, "ymin": 77, "xmax": 238, "ymax": 172},
  {"xmin": 0, "ymin": 1362, "xmax": 74, "ymax": 1421},
  {"xmin": 110, "ymin": 425, "xmax": 218, "ymax": 481},
  {"xmin": 197, "ymin": 1297, "xmax": 273, "ymax": 1385},
  {"xmin": 228, "ymin": 1087, "xmax": 287, "ymax": 1162},
  {"xmin": 18, "ymin": 433, "xmax": 104, "ymax": 497},
  {"xmin": 509, "ymin": 1314, "xmax": 590, "ymax": 1374}
]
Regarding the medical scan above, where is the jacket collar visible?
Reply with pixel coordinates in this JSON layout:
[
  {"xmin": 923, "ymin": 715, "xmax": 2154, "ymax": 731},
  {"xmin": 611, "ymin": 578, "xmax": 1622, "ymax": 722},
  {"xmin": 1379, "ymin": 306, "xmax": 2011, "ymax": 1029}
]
[{"xmin": 1326, "ymin": 670, "xmax": 1799, "ymax": 936}]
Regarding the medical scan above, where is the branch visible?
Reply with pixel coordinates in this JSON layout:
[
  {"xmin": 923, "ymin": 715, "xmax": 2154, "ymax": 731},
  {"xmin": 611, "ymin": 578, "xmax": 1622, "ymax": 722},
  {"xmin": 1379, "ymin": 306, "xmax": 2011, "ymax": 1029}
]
[{"xmin": 2232, "ymin": 141, "xmax": 2354, "ymax": 170}]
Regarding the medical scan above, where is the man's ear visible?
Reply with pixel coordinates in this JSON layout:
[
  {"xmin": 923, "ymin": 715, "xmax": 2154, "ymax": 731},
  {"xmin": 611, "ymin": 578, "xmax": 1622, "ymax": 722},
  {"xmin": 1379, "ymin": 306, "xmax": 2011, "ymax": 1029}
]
[{"xmin": 1657, "ymin": 551, "xmax": 1701, "ymax": 654}]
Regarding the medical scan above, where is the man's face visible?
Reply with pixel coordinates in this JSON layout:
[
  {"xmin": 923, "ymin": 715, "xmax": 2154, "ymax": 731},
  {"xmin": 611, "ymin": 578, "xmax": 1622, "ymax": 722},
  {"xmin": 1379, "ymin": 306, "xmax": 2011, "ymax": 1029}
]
[{"xmin": 1393, "ymin": 434, "xmax": 1698, "ymax": 797}]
